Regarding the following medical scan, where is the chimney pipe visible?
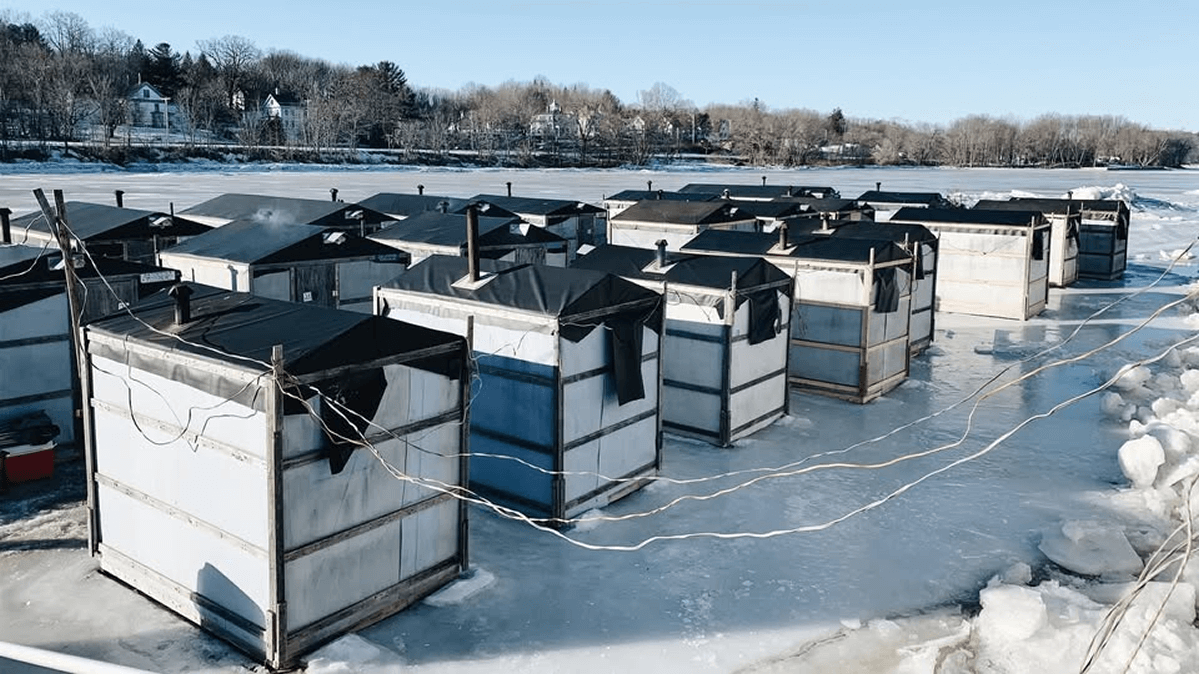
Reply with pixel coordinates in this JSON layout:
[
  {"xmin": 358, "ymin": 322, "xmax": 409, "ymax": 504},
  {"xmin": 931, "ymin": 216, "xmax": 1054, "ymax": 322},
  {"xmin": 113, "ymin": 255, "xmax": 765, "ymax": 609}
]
[
  {"xmin": 876, "ymin": 182, "xmax": 881, "ymax": 191},
  {"xmin": 821, "ymin": 213, "xmax": 831, "ymax": 231},
  {"xmin": 655, "ymin": 239, "xmax": 668, "ymax": 268},
  {"xmin": 761, "ymin": 176, "xmax": 767, "ymax": 186},
  {"xmin": 778, "ymin": 223, "xmax": 788, "ymax": 250},
  {"xmin": 656, "ymin": 189, "xmax": 663, "ymax": 200},
  {"xmin": 722, "ymin": 188, "xmax": 730, "ymax": 200},
  {"xmin": 168, "ymin": 283, "xmax": 194, "ymax": 325},
  {"xmin": 114, "ymin": 190, "xmax": 124, "ymax": 208},
  {"xmin": 465, "ymin": 203, "xmax": 481, "ymax": 283},
  {"xmin": 0, "ymin": 207, "xmax": 11, "ymax": 245},
  {"xmin": 785, "ymin": 186, "xmax": 793, "ymax": 197},
  {"xmin": 506, "ymin": 181, "xmax": 512, "ymax": 197},
  {"xmin": 169, "ymin": 202, "xmax": 175, "ymax": 217},
  {"xmin": 418, "ymin": 184, "xmax": 425, "ymax": 195},
  {"xmin": 647, "ymin": 180, "xmax": 653, "ymax": 192}
]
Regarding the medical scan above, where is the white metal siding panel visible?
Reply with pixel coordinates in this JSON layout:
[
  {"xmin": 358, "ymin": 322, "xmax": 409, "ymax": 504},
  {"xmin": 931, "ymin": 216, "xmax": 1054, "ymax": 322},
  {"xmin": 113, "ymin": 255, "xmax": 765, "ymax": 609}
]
[
  {"xmin": 399, "ymin": 498, "xmax": 459, "ymax": 580},
  {"xmin": 728, "ymin": 374, "xmax": 787, "ymax": 431},
  {"xmin": 284, "ymin": 519, "xmax": 402, "ymax": 630},
  {"xmin": 662, "ymin": 385, "xmax": 721, "ymax": 435},
  {"xmin": 377, "ymin": 292, "xmax": 558, "ymax": 366},
  {"xmin": 91, "ymin": 355, "xmax": 269, "ymax": 459},
  {"xmin": 97, "ymin": 483, "xmax": 270, "ymax": 629},
  {"xmin": 662, "ymin": 326, "xmax": 723, "ymax": 391}
]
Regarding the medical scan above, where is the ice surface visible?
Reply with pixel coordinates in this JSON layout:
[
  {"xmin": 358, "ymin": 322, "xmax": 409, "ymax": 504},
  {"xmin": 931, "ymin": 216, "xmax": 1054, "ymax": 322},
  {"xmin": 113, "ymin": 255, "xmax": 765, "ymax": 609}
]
[{"xmin": 0, "ymin": 165, "xmax": 1195, "ymax": 674}]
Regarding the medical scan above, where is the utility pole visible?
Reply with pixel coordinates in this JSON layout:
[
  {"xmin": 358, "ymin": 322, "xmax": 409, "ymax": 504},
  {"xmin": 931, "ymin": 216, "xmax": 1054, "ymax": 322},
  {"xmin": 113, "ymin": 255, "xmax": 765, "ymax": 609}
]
[{"xmin": 32, "ymin": 188, "xmax": 99, "ymax": 555}]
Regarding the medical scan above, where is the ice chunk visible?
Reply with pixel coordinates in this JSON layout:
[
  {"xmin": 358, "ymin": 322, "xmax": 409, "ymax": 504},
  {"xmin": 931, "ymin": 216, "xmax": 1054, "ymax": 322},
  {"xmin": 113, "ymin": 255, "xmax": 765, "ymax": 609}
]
[
  {"xmin": 1181, "ymin": 368, "xmax": 1199, "ymax": 395},
  {"xmin": 1038, "ymin": 520, "xmax": 1144, "ymax": 578},
  {"xmin": 1100, "ymin": 391, "xmax": 1127, "ymax": 418},
  {"xmin": 976, "ymin": 584, "xmax": 1047, "ymax": 642},
  {"xmin": 997, "ymin": 562, "xmax": 1033, "ymax": 586},
  {"xmin": 1114, "ymin": 365, "xmax": 1152, "ymax": 391},
  {"xmin": 303, "ymin": 634, "xmax": 404, "ymax": 674},
  {"xmin": 422, "ymin": 567, "xmax": 495, "ymax": 607},
  {"xmin": 1119, "ymin": 435, "xmax": 1165, "ymax": 489}
]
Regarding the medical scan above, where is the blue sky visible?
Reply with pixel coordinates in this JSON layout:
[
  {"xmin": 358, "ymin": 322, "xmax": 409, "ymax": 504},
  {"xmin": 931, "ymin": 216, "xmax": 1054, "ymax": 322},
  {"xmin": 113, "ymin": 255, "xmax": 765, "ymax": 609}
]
[{"xmin": 3, "ymin": 0, "xmax": 1197, "ymax": 131}]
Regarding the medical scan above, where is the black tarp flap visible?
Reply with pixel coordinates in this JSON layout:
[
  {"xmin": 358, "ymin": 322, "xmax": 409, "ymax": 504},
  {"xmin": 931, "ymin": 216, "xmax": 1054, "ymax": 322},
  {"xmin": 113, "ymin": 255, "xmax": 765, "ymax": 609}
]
[
  {"xmin": 746, "ymin": 289, "xmax": 781, "ymax": 345},
  {"xmin": 609, "ymin": 316, "xmax": 645, "ymax": 405},
  {"xmin": 874, "ymin": 266, "xmax": 899, "ymax": 313},
  {"xmin": 1032, "ymin": 230, "xmax": 1045, "ymax": 260},
  {"xmin": 312, "ymin": 368, "xmax": 387, "ymax": 474}
]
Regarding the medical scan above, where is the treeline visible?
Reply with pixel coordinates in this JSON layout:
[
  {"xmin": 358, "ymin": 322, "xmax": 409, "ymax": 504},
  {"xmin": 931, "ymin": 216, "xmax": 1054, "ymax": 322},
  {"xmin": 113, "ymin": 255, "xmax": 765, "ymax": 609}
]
[{"xmin": 1, "ymin": 11, "xmax": 1196, "ymax": 168}]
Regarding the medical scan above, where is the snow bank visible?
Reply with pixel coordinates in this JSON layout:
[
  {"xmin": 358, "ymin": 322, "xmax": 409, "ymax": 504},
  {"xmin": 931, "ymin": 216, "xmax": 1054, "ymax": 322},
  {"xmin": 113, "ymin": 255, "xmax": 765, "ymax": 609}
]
[{"xmin": 969, "ymin": 341, "xmax": 1199, "ymax": 673}]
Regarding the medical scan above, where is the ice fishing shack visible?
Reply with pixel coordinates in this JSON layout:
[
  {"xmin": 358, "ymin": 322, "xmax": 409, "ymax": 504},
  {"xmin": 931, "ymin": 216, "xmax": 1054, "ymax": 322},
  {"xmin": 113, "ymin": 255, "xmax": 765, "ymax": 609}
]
[
  {"xmin": 889, "ymin": 207, "xmax": 1051, "ymax": 320},
  {"xmin": 824, "ymin": 220, "xmax": 940, "ymax": 355},
  {"xmin": 82, "ymin": 284, "xmax": 471, "ymax": 669},
  {"xmin": 0, "ymin": 243, "xmax": 178, "ymax": 452},
  {"xmin": 369, "ymin": 210, "xmax": 569, "ymax": 267},
  {"xmin": 375, "ymin": 255, "xmax": 664, "ymax": 524},
  {"xmin": 974, "ymin": 199, "xmax": 1080, "ymax": 288},
  {"xmin": 178, "ymin": 193, "xmax": 395, "ymax": 235},
  {"xmin": 607, "ymin": 200, "xmax": 759, "ymax": 250},
  {"xmin": 682, "ymin": 228, "xmax": 914, "ymax": 403},
  {"xmin": 6, "ymin": 201, "xmax": 212, "ymax": 264},
  {"xmin": 573, "ymin": 243, "xmax": 793, "ymax": 445},
  {"xmin": 1008, "ymin": 196, "xmax": 1128, "ymax": 280},
  {"xmin": 156, "ymin": 220, "xmax": 409, "ymax": 312}
]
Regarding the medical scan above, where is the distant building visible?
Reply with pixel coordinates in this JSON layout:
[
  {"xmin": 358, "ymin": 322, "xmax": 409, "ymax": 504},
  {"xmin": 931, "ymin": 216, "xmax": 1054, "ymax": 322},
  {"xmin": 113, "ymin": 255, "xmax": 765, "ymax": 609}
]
[{"xmin": 127, "ymin": 82, "xmax": 182, "ymax": 131}]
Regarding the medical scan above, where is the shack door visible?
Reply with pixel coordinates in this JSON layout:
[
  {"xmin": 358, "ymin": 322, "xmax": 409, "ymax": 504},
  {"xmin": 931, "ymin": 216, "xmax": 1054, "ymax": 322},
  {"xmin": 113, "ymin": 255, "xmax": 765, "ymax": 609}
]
[{"xmin": 292, "ymin": 264, "xmax": 336, "ymax": 307}]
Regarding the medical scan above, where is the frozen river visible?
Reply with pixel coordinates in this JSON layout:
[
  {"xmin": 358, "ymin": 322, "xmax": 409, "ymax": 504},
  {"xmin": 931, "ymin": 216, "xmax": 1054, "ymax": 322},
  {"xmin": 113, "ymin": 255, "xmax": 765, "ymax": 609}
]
[{"xmin": 0, "ymin": 163, "xmax": 1195, "ymax": 673}]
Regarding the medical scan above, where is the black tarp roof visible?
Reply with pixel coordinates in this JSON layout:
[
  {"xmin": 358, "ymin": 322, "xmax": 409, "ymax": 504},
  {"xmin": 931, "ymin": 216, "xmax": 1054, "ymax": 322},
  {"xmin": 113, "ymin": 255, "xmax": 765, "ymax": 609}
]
[
  {"xmin": 778, "ymin": 197, "xmax": 867, "ymax": 213},
  {"xmin": 358, "ymin": 193, "xmax": 473, "ymax": 217},
  {"xmin": 370, "ymin": 211, "xmax": 565, "ymax": 248},
  {"xmin": 732, "ymin": 201, "xmax": 811, "ymax": 218},
  {"xmin": 856, "ymin": 190, "xmax": 948, "ymax": 205},
  {"xmin": 678, "ymin": 183, "xmax": 839, "ymax": 199},
  {"xmin": 88, "ymin": 284, "xmax": 465, "ymax": 379},
  {"xmin": 159, "ymin": 220, "xmax": 406, "ymax": 265},
  {"xmin": 975, "ymin": 198, "xmax": 1127, "ymax": 217},
  {"xmin": 179, "ymin": 193, "xmax": 393, "ymax": 227},
  {"xmin": 8, "ymin": 202, "xmax": 212, "ymax": 241},
  {"xmin": 893, "ymin": 207, "xmax": 1047, "ymax": 227},
  {"xmin": 604, "ymin": 190, "xmax": 714, "ymax": 203},
  {"xmin": 380, "ymin": 255, "xmax": 661, "ymax": 322},
  {"xmin": 682, "ymin": 229, "xmax": 912, "ymax": 264},
  {"xmin": 610, "ymin": 200, "xmax": 754, "ymax": 225},
  {"xmin": 0, "ymin": 243, "xmax": 167, "ymax": 287},
  {"xmin": 468, "ymin": 194, "xmax": 604, "ymax": 217},
  {"xmin": 572, "ymin": 244, "xmax": 791, "ymax": 291},
  {"xmin": 825, "ymin": 220, "xmax": 938, "ymax": 244},
  {"xmin": 1009, "ymin": 197, "xmax": 1128, "ymax": 216}
]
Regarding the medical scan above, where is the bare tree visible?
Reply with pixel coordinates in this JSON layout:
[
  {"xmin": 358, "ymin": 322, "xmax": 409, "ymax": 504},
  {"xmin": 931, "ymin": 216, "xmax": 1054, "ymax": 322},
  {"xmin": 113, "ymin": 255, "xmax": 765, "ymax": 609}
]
[{"xmin": 197, "ymin": 35, "xmax": 260, "ymax": 111}]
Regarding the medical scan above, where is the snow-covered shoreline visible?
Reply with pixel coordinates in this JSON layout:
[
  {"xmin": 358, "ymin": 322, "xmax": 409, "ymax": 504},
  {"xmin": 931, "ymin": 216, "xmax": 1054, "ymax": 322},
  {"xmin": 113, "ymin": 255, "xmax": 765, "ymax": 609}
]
[{"xmin": 0, "ymin": 166, "xmax": 1195, "ymax": 673}]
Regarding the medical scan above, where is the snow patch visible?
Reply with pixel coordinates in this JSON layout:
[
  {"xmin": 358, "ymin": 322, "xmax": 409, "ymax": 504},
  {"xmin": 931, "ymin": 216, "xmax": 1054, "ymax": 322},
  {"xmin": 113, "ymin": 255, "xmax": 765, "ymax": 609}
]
[{"xmin": 422, "ymin": 568, "xmax": 495, "ymax": 608}]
